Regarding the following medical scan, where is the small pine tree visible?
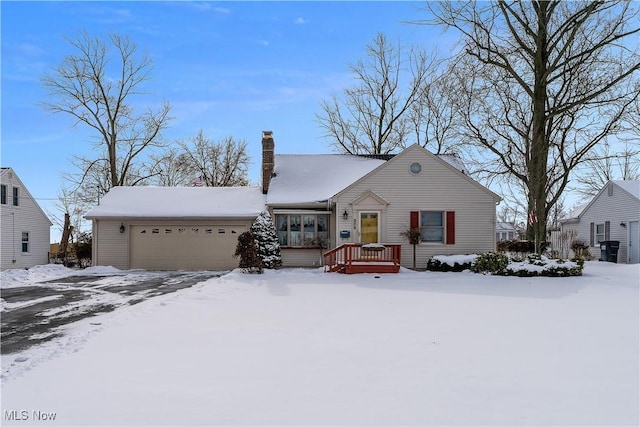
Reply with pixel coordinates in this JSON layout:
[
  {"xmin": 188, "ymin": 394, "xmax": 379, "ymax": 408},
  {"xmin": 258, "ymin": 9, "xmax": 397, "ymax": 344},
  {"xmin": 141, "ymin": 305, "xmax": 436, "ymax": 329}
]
[
  {"xmin": 234, "ymin": 231, "xmax": 263, "ymax": 274},
  {"xmin": 250, "ymin": 211, "xmax": 282, "ymax": 269}
]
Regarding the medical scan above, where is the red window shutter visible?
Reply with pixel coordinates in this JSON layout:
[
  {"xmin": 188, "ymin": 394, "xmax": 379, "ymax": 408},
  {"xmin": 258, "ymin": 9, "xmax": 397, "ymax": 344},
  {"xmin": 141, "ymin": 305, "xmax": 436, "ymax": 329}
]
[
  {"xmin": 410, "ymin": 211, "xmax": 419, "ymax": 229},
  {"xmin": 446, "ymin": 211, "xmax": 455, "ymax": 245}
]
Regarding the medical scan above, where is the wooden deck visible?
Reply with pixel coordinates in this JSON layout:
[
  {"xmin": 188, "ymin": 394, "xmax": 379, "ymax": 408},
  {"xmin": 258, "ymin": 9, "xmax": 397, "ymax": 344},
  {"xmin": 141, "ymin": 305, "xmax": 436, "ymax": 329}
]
[{"xmin": 323, "ymin": 244, "xmax": 401, "ymax": 274}]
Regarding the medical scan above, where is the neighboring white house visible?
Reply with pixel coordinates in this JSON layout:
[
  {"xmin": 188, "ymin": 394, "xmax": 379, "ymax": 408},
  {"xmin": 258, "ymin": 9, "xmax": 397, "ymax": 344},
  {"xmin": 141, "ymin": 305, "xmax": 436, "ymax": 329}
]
[
  {"xmin": 560, "ymin": 180, "xmax": 640, "ymax": 264},
  {"xmin": 86, "ymin": 131, "xmax": 501, "ymax": 271},
  {"xmin": 496, "ymin": 222, "xmax": 517, "ymax": 241},
  {"xmin": 1, "ymin": 167, "xmax": 52, "ymax": 270}
]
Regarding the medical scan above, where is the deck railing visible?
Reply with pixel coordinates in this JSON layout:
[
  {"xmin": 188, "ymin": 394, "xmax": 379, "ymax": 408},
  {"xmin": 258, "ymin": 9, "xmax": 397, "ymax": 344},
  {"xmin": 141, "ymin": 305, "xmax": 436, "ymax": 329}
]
[{"xmin": 323, "ymin": 243, "xmax": 401, "ymax": 273}]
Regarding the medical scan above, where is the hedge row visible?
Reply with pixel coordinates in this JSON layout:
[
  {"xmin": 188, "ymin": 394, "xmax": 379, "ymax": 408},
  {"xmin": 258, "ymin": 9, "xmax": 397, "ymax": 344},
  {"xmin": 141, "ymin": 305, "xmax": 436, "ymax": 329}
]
[{"xmin": 426, "ymin": 253, "xmax": 584, "ymax": 277}]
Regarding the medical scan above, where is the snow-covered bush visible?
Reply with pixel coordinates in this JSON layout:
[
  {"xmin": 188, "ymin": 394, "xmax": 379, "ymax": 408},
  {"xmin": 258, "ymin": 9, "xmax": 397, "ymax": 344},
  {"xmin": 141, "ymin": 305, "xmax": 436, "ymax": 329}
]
[
  {"xmin": 470, "ymin": 252, "xmax": 509, "ymax": 274},
  {"xmin": 502, "ymin": 257, "xmax": 583, "ymax": 277},
  {"xmin": 427, "ymin": 254, "xmax": 478, "ymax": 272},
  {"xmin": 432, "ymin": 253, "xmax": 584, "ymax": 277},
  {"xmin": 234, "ymin": 231, "xmax": 263, "ymax": 274},
  {"xmin": 250, "ymin": 211, "xmax": 282, "ymax": 269}
]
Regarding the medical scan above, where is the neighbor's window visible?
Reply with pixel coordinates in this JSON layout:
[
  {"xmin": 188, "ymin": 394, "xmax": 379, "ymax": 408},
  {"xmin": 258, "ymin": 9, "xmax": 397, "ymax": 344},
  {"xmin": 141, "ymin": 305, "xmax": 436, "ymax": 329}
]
[
  {"xmin": 0, "ymin": 185, "xmax": 6, "ymax": 205},
  {"xmin": 21, "ymin": 232, "xmax": 29, "ymax": 253},
  {"xmin": 595, "ymin": 223, "xmax": 605, "ymax": 245},
  {"xmin": 420, "ymin": 211, "xmax": 444, "ymax": 243},
  {"xmin": 12, "ymin": 187, "xmax": 19, "ymax": 206},
  {"xmin": 496, "ymin": 231, "xmax": 515, "ymax": 241},
  {"xmin": 276, "ymin": 214, "xmax": 328, "ymax": 247}
]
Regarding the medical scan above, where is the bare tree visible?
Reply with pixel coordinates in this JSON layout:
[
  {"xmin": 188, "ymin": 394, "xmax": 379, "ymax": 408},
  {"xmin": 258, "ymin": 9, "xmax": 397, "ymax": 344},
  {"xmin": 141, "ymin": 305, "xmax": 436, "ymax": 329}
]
[
  {"xmin": 146, "ymin": 148, "xmax": 192, "ymax": 187},
  {"xmin": 50, "ymin": 185, "xmax": 92, "ymax": 263},
  {"xmin": 41, "ymin": 31, "xmax": 171, "ymax": 195},
  {"xmin": 426, "ymin": 1, "xmax": 640, "ymax": 250},
  {"xmin": 409, "ymin": 70, "xmax": 461, "ymax": 155},
  {"xmin": 317, "ymin": 32, "xmax": 435, "ymax": 154},
  {"xmin": 573, "ymin": 140, "xmax": 640, "ymax": 197},
  {"xmin": 177, "ymin": 131, "xmax": 250, "ymax": 187}
]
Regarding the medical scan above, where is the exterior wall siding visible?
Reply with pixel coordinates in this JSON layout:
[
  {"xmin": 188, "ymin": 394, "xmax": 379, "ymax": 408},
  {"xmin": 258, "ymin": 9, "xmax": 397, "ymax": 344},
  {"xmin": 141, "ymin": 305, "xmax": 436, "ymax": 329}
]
[
  {"xmin": 334, "ymin": 145, "xmax": 498, "ymax": 269},
  {"xmin": 93, "ymin": 220, "xmax": 130, "ymax": 269},
  {"xmin": 561, "ymin": 183, "xmax": 640, "ymax": 263},
  {"xmin": 1, "ymin": 169, "xmax": 51, "ymax": 270}
]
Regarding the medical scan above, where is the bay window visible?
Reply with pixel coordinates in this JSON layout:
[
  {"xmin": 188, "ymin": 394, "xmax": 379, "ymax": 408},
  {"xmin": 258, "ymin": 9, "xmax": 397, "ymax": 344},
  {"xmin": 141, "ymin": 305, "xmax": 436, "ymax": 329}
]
[{"xmin": 276, "ymin": 213, "xmax": 328, "ymax": 247}]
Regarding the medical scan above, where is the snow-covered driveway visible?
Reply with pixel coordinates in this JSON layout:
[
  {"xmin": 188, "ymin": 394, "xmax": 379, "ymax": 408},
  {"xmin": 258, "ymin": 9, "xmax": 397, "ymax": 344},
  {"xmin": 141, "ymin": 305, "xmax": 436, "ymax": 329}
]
[
  {"xmin": 1, "ymin": 265, "xmax": 220, "ymax": 355},
  {"xmin": 1, "ymin": 262, "xmax": 639, "ymax": 426}
]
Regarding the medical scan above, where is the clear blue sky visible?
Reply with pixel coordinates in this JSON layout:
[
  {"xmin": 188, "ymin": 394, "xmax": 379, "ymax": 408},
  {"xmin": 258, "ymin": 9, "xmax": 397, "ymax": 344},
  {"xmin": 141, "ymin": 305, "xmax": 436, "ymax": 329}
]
[{"xmin": 1, "ymin": 1, "xmax": 452, "ymax": 241}]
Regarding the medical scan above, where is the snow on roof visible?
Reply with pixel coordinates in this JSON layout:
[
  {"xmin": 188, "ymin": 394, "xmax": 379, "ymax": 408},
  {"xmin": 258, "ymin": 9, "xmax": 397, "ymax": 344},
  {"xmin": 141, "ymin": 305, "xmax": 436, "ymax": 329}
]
[
  {"xmin": 613, "ymin": 180, "xmax": 640, "ymax": 200},
  {"xmin": 438, "ymin": 154, "xmax": 468, "ymax": 175},
  {"xmin": 266, "ymin": 154, "xmax": 386, "ymax": 205},
  {"xmin": 85, "ymin": 186, "xmax": 266, "ymax": 219},
  {"xmin": 496, "ymin": 222, "xmax": 516, "ymax": 231}
]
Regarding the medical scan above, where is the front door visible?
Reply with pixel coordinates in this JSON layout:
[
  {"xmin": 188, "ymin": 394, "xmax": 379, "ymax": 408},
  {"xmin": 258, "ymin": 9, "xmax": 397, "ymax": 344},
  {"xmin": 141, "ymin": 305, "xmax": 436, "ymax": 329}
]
[
  {"xmin": 629, "ymin": 221, "xmax": 639, "ymax": 264},
  {"xmin": 360, "ymin": 212, "xmax": 379, "ymax": 244}
]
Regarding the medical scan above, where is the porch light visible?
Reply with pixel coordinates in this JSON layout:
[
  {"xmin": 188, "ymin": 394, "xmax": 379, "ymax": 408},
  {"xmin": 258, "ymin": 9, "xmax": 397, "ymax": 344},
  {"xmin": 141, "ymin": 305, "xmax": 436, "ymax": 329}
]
[
  {"xmin": 620, "ymin": 222, "xmax": 626, "ymax": 228},
  {"xmin": 120, "ymin": 223, "xmax": 125, "ymax": 233},
  {"xmin": 343, "ymin": 210, "xmax": 349, "ymax": 220}
]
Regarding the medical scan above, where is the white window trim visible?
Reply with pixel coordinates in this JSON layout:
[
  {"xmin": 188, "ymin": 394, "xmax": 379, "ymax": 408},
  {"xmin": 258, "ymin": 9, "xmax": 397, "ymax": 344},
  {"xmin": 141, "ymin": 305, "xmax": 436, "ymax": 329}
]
[
  {"xmin": 594, "ymin": 222, "xmax": 606, "ymax": 246},
  {"xmin": 0, "ymin": 184, "xmax": 7, "ymax": 205},
  {"xmin": 419, "ymin": 210, "xmax": 445, "ymax": 245},
  {"xmin": 12, "ymin": 186, "xmax": 19, "ymax": 206},
  {"xmin": 21, "ymin": 231, "xmax": 30, "ymax": 254},
  {"xmin": 275, "ymin": 213, "xmax": 329, "ymax": 248}
]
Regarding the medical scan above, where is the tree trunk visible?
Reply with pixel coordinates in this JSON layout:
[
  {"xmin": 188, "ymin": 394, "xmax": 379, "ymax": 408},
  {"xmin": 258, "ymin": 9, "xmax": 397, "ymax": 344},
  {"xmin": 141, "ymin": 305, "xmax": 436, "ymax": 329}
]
[
  {"xmin": 58, "ymin": 213, "xmax": 74, "ymax": 262},
  {"xmin": 527, "ymin": 1, "xmax": 550, "ymax": 253}
]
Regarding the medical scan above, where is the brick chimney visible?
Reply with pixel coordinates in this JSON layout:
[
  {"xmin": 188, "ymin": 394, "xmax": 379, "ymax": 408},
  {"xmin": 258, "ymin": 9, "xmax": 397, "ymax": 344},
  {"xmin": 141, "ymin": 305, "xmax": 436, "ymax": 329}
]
[{"xmin": 261, "ymin": 131, "xmax": 275, "ymax": 194}]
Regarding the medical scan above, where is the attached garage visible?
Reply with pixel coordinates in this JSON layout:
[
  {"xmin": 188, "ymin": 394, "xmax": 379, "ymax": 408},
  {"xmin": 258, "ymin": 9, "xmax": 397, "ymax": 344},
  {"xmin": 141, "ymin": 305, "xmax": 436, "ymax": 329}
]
[
  {"xmin": 129, "ymin": 223, "xmax": 248, "ymax": 270},
  {"xmin": 85, "ymin": 186, "xmax": 266, "ymax": 271}
]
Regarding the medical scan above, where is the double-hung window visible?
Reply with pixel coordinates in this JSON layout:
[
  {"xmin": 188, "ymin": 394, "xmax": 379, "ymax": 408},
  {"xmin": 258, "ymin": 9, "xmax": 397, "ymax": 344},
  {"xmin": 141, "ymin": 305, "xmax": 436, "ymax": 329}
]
[
  {"xmin": 595, "ymin": 223, "xmax": 606, "ymax": 244},
  {"xmin": 12, "ymin": 187, "xmax": 19, "ymax": 206},
  {"xmin": 0, "ymin": 185, "xmax": 6, "ymax": 205},
  {"xmin": 21, "ymin": 232, "xmax": 30, "ymax": 253},
  {"xmin": 590, "ymin": 221, "xmax": 610, "ymax": 247},
  {"xmin": 276, "ymin": 213, "xmax": 329, "ymax": 247},
  {"xmin": 411, "ymin": 210, "xmax": 455, "ymax": 245},
  {"xmin": 420, "ymin": 211, "xmax": 444, "ymax": 243}
]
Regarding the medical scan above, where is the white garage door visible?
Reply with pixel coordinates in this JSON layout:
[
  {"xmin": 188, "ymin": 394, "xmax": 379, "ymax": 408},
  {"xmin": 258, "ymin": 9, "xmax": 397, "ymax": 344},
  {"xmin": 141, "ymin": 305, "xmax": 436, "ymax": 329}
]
[{"xmin": 130, "ymin": 225, "xmax": 247, "ymax": 270}]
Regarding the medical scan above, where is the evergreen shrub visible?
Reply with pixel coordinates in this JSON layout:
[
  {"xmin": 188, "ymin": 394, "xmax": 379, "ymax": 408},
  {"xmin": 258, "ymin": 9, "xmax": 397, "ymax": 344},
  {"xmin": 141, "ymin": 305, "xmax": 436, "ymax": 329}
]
[
  {"xmin": 234, "ymin": 231, "xmax": 263, "ymax": 274},
  {"xmin": 470, "ymin": 252, "xmax": 509, "ymax": 274}
]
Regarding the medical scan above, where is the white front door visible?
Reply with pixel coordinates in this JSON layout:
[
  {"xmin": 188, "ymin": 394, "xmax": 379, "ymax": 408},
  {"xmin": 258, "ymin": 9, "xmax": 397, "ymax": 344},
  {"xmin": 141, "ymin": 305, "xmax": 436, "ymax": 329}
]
[{"xmin": 629, "ymin": 221, "xmax": 639, "ymax": 264}]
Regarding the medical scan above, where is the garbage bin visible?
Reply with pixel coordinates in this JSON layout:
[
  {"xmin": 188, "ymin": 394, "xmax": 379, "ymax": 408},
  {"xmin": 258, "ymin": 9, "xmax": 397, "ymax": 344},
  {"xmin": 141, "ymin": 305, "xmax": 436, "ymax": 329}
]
[{"xmin": 600, "ymin": 240, "xmax": 620, "ymax": 263}]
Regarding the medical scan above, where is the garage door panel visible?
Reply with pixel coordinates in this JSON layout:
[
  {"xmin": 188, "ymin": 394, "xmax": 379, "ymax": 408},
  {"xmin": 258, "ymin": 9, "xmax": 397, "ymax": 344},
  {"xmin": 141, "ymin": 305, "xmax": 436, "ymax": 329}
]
[{"xmin": 130, "ymin": 225, "xmax": 246, "ymax": 270}]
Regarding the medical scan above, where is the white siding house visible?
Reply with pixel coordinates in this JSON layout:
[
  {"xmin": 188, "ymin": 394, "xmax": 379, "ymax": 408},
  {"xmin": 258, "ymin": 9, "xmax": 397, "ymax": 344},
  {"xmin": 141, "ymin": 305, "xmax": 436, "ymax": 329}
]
[
  {"xmin": 561, "ymin": 180, "xmax": 640, "ymax": 263},
  {"xmin": 331, "ymin": 145, "xmax": 500, "ymax": 269},
  {"xmin": 1, "ymin": 168, "xmax": 52, "ymax": 270},
  {"xmin": 87, "ymin": 132, "xmax": 501, "ymax": 271},
  {"xmin": 496, "ymin": 222, "xmax": 517, "ymax": 241},
  {"xmin": 263, "ymin": 132, "xmax": 501, "ymax": 269}
]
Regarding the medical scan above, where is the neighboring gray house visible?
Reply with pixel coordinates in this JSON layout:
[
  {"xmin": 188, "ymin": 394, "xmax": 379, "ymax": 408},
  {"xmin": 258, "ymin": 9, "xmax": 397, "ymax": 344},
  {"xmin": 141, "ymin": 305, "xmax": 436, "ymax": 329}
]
[
  {"xmin": 1, "ymin": 167, "xmax": 52, "ymax": 270},
  {"xmin": 561, "ymin": 180, "xmax": 640, "ymax": 263},
  {"xmin": 86, "ymin": 131, "xmax": 501, "ymax": 271}
]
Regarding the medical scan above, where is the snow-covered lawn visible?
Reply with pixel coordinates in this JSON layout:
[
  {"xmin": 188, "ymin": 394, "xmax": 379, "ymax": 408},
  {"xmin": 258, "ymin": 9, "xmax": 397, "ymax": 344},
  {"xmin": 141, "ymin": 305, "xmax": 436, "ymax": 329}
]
[{"xmin": 2, "ymin": 262, "xmax": 639, "ymax": 426}]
